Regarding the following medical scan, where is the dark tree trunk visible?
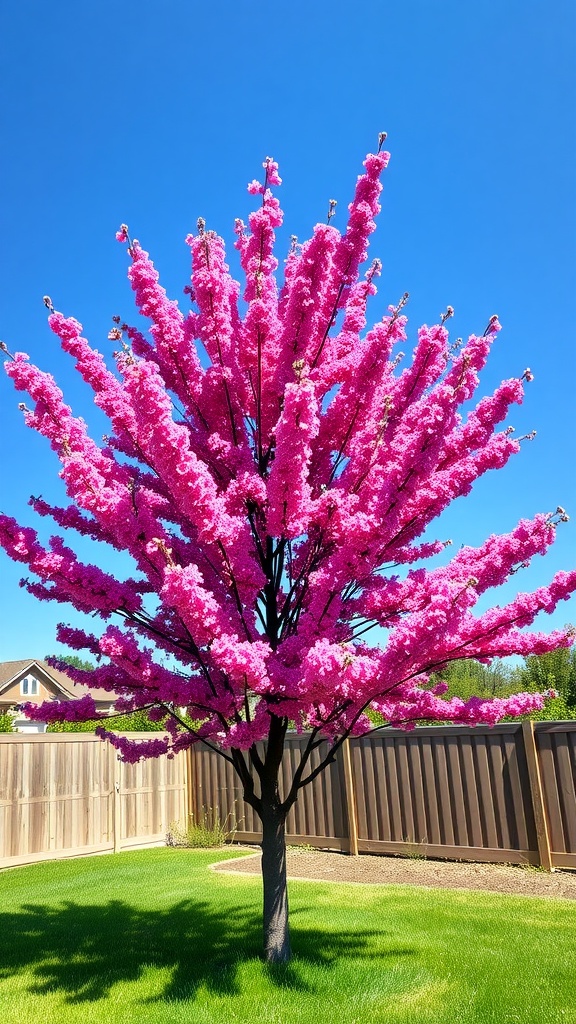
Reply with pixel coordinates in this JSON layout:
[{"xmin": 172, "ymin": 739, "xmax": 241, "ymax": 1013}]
[
  {"xmin": 260, "ymin": 797, "xmax": 290, "ymax": 963},
  {"xmin": 238, "ymin": 715, "xmax": 292, "ymax": 960}
]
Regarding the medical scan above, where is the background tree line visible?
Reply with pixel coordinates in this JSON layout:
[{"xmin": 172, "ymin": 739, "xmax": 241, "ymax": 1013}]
[{"xmin": 428, "ymin": 645, "xmax": 576, "ymax": 722}]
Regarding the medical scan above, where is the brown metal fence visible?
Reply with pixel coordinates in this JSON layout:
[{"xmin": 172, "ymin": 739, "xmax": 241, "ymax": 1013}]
[
  {"xmin": 0, "ymin": 734, "xmax": 188, "ymax": 869},
  {"xmin": 190, "ymin": 722, "xmax": 576, "ymax": 870}
]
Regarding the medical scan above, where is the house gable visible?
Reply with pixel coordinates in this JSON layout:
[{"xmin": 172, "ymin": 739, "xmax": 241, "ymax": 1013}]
[
  {"xmin": 0, "ymin": 659, "xmax": 117, "ymax": 715},
  {"xmin": 0, "ymin": 671, "xmax": 69, "ymax": 708},
  {"xmin": 0, "ymin": 661, "xmax": 73, "ymax": 708}
]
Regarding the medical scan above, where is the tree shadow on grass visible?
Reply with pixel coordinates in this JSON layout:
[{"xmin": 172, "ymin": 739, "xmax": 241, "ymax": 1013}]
[{"xmin": 0, "ymin": 898, "xmax": 416, "ymax": 1004}]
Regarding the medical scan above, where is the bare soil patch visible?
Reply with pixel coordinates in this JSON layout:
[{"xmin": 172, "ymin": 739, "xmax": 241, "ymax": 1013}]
[{"xmin": 213, "ymin": 846, "xmax": 576, "ymax": 900}]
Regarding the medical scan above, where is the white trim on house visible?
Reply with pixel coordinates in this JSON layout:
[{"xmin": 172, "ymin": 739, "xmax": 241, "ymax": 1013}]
[
  {"xmin": 11, "ymin": 718, "xmax": 47, "ymax": 733},
  {"xmin": 20, "ymin": 676, "xmax": 39, "ymax": 697}
]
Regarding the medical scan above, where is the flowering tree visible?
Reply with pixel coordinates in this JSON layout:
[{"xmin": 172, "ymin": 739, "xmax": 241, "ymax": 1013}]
[{"xmin": 1, "ymin": 140, "xmax": 574, "ymax": 962}]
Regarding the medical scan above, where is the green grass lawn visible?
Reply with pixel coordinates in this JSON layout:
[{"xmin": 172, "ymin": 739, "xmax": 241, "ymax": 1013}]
[{"xmin": 0, "ymin": 848, "xmax": 574, "ymax": 1024}]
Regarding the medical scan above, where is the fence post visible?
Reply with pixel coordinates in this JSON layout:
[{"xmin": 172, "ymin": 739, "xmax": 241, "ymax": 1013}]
[
  {"xmin": 341, "ymin": 739, "xmax": 359, "ymax": 856},
  {"xmin": 113, "ymin": 751, "xmax": 122, "ymax": 854},
  {"xmin": 186, "ymin": 746, "xmax": 196, "ymax": 823},
  {"xmin": 521, "ymin": 720, "xmax": 553, "ymax": 871}
]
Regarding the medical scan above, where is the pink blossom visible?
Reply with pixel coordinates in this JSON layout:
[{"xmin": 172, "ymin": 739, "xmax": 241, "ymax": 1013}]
[
  {"xmin": 267, "ymin": 378, "xmax": 320, "ymax": 538},
  {"xmin": 263, "ymin": 157, "xmax": 282, "ymax": 187},
  {"xmin": 21, "ymin": 693, "xmax": 100, "ymax": 723}
]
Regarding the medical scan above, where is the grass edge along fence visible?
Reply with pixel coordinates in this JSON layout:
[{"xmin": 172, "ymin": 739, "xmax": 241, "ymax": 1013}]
[{"xmin": 1, "ymin": 721, "xmax": 575, "ymax": 871}]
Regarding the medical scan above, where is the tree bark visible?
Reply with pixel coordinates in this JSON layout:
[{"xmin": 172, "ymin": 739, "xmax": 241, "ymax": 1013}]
[{"xmin": 260, "ymin": 796, "xmax": 290, "ymax": 963}]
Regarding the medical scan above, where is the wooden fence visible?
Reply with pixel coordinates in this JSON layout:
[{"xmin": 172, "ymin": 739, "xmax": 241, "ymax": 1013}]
[
  {"xmin": 1, "ymin": 723, "xmax": 575, "ymax": 871},
  {"xmin": 0, "ymin": 734, "xmax": 188, "ymax": 869},
  {"xmin": 190, "ymin": 722, "xmax": 576, "ymax": 870}
]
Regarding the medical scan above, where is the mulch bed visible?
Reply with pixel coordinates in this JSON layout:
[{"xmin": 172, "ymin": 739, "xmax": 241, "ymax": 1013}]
[{"xmin": 212, "ymin": 846, "xmax": 576, "ymax": 900}]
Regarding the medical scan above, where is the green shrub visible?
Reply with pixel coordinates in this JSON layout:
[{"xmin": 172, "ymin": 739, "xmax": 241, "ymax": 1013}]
[
  {"xmin": 0, "ymin": 709, "xmax": 15, "ymax": 733},
  {"xmin": 47, "ymin": 709, "xmax": 169, "ymax": 733},
  {"xmin": 522, "ymin": 694, "xmax": 576, "ymax": 722},
  {"xmin": 47, "ymin": 718, "xmax": 97, "ymax": 733}
]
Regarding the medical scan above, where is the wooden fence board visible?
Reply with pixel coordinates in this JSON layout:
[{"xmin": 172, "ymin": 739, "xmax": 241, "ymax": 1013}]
[
  {"xmin": 473, "ymin": 737, "xmax": 498, "ymax": 849},
  {"xmin": 431, "ymin": 737, "xmax": 454, "ymax": 846},
  {"xmin": 484, "ymin": 738, "xmax": 503, "ymax": 848},
  {"xmin": 385, "ymin": 738, "xmax": 404, "ymax": 840},
  {"xmin": 448, "ymin": 734, "xmax": 470, "ymax": 846},
  {"xmin": 553, "ymin": 736, "xmax": 576, "ymax": 850},
  {"xmin": 420, "ymin": 737, "xmax": 440, "ymax": 845},
  {"xmin": 409, "ymin": 738, "xmax": 429, "ymax": 845}
]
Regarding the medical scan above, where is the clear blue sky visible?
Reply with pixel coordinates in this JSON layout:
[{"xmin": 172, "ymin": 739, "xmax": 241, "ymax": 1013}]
[{"xmin": 0, "ymin": 0, "xmax": 574, "ymax": 661}]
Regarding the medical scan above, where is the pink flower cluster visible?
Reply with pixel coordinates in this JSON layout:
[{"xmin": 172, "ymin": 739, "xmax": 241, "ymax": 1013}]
[
  {"xmin": 21, "ymin": 693, "xmax": 101, "ymax": 723},
  {"xmin": 2, "ymin": 146, "xmax": 574, "ymax": 761}
]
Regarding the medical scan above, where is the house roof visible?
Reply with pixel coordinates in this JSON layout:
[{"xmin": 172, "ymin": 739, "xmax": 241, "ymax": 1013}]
[{"xmin": 0, "ymin": 659, "xmax": 117, "ymax": 704}]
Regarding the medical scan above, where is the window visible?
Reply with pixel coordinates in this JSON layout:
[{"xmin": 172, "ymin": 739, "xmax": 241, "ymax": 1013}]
[{"xmin": 20, "ymin": 676, "xmax": 38, "ymax": 696}]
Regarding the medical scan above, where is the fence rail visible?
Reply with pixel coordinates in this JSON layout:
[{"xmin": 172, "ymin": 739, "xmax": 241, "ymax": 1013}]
[{"xmin": 1, "ymin": 723, "xmax": 575, "ymax": 870}]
